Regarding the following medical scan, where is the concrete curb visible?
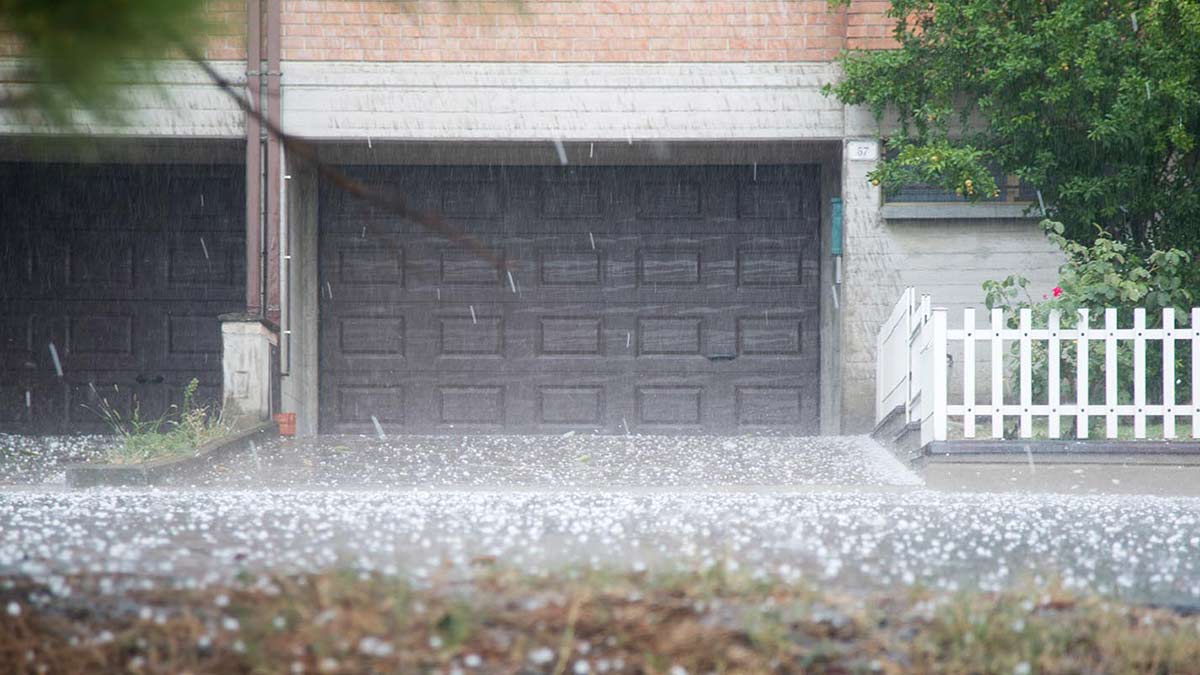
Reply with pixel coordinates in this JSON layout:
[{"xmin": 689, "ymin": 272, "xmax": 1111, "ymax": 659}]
[
  {"xmin": 65, "ymin": 423, "xmax": 274, "ymax": 488},
  {"xmin": 919, "ymin": 439, "xmax": 1200, "ymax": 467}
]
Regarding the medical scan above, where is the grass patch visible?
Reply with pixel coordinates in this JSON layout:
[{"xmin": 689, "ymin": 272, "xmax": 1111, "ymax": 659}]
[
  {"xmin": 87, "ymin": 378, "xmax": 232, "ymax": 465},
  {"xmin": 2, "ymin": 568, "xmax": 1199, "ymax": 674}
]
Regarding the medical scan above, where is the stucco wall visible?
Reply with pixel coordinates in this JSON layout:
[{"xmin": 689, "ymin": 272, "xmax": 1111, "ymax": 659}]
[
  {"xmin": 280, "ymin": 61, "xmax": 846, "ymax": 140},
  {"xmin": 0, "ymin": 59, "xmax": 246, "ymax": 137},
  {"xmin": 836, "ymin": 139, "xmax": 1064, "ymax": 432},
  {"xmin": 839, "ymin": 139, "xmax": 902, "ymax": 432},
  {"xmin": 887, "ymin": 217, "xmax": 1064, "ymax": 406}
]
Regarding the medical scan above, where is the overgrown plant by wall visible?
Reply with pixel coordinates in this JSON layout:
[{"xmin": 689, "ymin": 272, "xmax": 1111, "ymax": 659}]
[{"xmin": 825, "ymin": 0, "xmax": 1200, "ymax": 257}]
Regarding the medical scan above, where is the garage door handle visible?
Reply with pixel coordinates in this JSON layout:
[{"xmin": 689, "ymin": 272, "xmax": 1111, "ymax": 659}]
[
  {"xmin": 706, "ymin": 354, "xmax": 737, "ymax": 362},
  {"xmin": 135, "ymin": 375, "xmax": 165, "ymax": 384}
]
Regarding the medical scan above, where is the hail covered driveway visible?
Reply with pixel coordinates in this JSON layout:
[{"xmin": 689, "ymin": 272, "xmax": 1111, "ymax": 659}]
[{"xmin": 3, "ymin": 435, "xmax": 1200, "ymax": 608}]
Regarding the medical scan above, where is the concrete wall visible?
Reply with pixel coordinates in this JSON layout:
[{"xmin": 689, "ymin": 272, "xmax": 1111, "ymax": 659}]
[
  {"xmin": 0, "ymin": 59, "xmax": 245, "ymax": 137},
  {"xmin": 885, "ymin": 218, "xmax": 1062, "ymax": 311},
  {"xmin": 281, "ymin": 61, "xmax": 848, "ymax": 141},
  {"xmin": 841, "ymin": 220, "xmax": 1064, "ymax": 431},
  {"xmin": 835, "ymin": 141, "xmax": 1065, "ymax": 432},
  {"xmin": 886, "ymin": 216, "xmax": 1064, "ymax": 405},
  {"xmin": 839, "ymin": 139, "xmax": 903, "ymax": 432}
]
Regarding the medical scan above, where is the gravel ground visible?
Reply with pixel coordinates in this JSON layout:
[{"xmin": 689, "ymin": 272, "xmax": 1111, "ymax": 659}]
[
  {"xmin": 194, "ymin": 433, "xmax": 921, "ymax": 488},
  {"xmin": 0, "ymin": 434, "xmax": 113, "ymax": 484},
  {"xmin": 2, "ymin": 488, "xmax": 1199, "ymax": 608},
  {"xmin": 3, "ymin": 433, "xmax": 1199, "ymax": 611}
]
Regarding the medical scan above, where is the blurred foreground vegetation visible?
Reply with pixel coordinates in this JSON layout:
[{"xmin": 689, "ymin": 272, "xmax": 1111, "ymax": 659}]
[{"xmin": 2, "ymin": 566, "xmax": 1199, "ymax": 674}]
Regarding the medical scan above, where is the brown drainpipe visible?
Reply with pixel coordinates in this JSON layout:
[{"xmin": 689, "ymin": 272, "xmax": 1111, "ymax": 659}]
[
  {"xmin": 265, "ymin": 0, "xmax": 282, "ymax": 323},
  {"xmin": 244, "ymin": 0, "xmax": 263, "ymax": 315}
]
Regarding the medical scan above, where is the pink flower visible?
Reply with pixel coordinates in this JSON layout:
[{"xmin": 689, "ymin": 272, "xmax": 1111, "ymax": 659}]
[{"xmin": 1052, "ymin": 287, "xmax": 1063, "ymax": 298}]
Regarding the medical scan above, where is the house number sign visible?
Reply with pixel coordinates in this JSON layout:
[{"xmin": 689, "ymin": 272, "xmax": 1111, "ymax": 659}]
[{"xmin": 848, "ymin": 141, "xmax": 879, "ymax": 161}]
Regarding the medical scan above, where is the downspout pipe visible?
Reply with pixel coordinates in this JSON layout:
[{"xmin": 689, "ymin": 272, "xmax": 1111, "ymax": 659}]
[
  {"xmin": 265, "ymin": 0, "xmax": 282, "ymax": 323},
  {"xmin": 244, "ymin": 0, "xmax": 262, "ymax": 315}
]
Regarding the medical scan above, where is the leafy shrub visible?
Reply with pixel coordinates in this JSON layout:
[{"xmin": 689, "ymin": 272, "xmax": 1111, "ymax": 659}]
[{"xmin": 983, "ymin": 220, "xmax": 1194, "ymax": 436}]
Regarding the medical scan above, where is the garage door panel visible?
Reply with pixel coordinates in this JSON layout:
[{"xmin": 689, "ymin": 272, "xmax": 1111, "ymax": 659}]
[
  {"xmin": 336, "ymin": 384, "xmax": 407, "ymax": 425},
  {"xmin": 321, "ymin": 166, "xmax": 511, "ymax": 224},
  {"xmin": 0, "ymin": 163, "xmax": 243, "ymax": 434},
  {"xmin": 322, "ymin": 371, "xmax": 624, "ymax": 434},
  {"xmin": 0, "ymin": 308, "xmax": 37, "ymax": 371},
  {"xmin": 0, "ymin": 381, "xmax": 35, "ymax": 429},
  {"xmin": 322, "ymin": 367, "xmax": 820, "ymax": 435},
  {"xmin": 64, "ymin": 311, "xmax": 139, "ymax": 367},
  {"xmin": 732, "ymin": 378, "xmax": 820, "ymax": 431},
  {"xmin": 0, "ymin": 371, "xmax": 71, "ymax": 431},
  {"xmin": 736, "ymin": 312, "xmax": 816, "ymax": 357},
  {"xmin": 165, "ymin": 231, "xmax": 245, "ymax": 296},
  {"xmin": 0, "ymin": 225, "xmax": 38, "ymax": 293},
  {"xmin": 66, "ymin": 377, "xmax": 165, "ymax": 431},
  {"xmin": 436, "ymin": 311, "xmax": 505, "ymax": 358},
  {"xmin": 319, "ymin": 305, "xmax": 409, "ymax": 372},
  {"xmin": 325, "ymin": 301, "xmax": 818, "ymax": 373},
  {"xmin": 320, "ymin": 164, "xmax": 820, "ymax": 434},
  {"xmin": 160, "ymin": 309, "xmax": 229, "ymax": 372},
  {"xmin": 324, "ymin": 240, "xmax": 405, "ymax": 288}
]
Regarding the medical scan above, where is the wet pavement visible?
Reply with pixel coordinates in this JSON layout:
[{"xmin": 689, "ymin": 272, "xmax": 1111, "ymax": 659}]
[
  {"xmin": 2, "ymin": 434, "xmax": 1200, "ymax": 609},
  {"xmin": 194, "ymin": 433, "xmax": 920, "ymax": 489}
]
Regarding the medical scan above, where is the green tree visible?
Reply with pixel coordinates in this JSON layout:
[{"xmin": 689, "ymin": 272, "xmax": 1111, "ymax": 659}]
[
  {"xmin": 0, "ymin": 0, "xmax": 210, "ymax": 120},
  {"xmin": 824, "ymin": 0, "xmax": 1200, "ymax": 255}
]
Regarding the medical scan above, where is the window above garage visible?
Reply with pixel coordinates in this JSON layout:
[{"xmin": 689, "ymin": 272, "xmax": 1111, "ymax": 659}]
[{"xmin": 882, "ymin": 161, "xmax": 1041, "ymax": 221}]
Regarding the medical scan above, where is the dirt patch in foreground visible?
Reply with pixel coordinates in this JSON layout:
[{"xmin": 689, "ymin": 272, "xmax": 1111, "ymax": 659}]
[{"xmin": 2, "ymin": 568, "xmax": 1198, "ymax": 674}]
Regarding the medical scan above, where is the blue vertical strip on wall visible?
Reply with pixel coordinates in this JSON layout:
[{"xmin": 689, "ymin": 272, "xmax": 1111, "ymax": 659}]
[{"xmin": 830, "ymin": 196, "xmax": 843, "ymax": 256}]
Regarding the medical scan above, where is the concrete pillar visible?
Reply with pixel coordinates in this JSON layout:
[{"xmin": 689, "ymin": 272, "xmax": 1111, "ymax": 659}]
[
  {"xmin": 220, "ymin": 315, "xmax": 278, "ymax": 428},
  {"xmin": 838, "ymin": 138, "xmax": 904, "ymax": 433},
  {"xmin": 817, "ymin": 142, "xmax": 843, "ymax": 435},
  {"xmin": 279, "ymin": 160, "xmax": 320, "ymax": 435}
]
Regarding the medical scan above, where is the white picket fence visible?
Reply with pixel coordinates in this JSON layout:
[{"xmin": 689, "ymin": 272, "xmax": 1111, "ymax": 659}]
[{"xmin": 876, "ymin": 289, "xmax": 1200, "ymax": 444}]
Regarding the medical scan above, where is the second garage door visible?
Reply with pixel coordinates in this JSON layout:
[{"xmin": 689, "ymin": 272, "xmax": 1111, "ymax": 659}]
[
  {"xmin": 0, "ymin": 163, "xmax": 244, "ymax": 434},
  {"xmin": 319, "ymin": 164, "xmax": 820, "ymax": 435}
]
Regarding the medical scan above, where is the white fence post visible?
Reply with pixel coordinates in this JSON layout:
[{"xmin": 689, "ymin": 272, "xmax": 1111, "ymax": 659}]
[
  {"xmin": 1047, "ymin": 310, "xmax": 1061, "ymax": 438},
  {"xmin": 991, "ymin": 308, "xmax": 1004, "ymax": 438},
  {"xmin": 1163, "ymin": 308, "xmax": 1175, "ymax": 439},
  {"xmin": 962, "ymin": 308, "xmax": 976, "ymax": 438},
  {"xmin": 1019, "ymin": 308, "xmax": 1033, "ymax": 438},
  {"xmin": 1105, "ymin": 308, "xmax": 1118, "ymax": 439},
  {"xmin": 875, "ymin": 314, "xmax": 885, "ymax": 424},
  {"xmin": 1193, "ymin": 308, "xmax": 1200, "ymax": 439},
  {"xmin": 875, "ymin": 288, "xmax": 916, "ymax": 426},
  {"xmin": 1076, "ymin": 308, "xmax": 1090, "ymax": 439},
  {"xmin": 932, "ymin": 308, "xmax": 948, "ymax": 442},
  {"xmin": 1133, "ymin": 308, "xmax": 1147, "ymax": 438}
]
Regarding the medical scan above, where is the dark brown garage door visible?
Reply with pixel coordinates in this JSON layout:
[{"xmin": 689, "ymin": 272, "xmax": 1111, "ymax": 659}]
[
  {"xmin": 0, "ymin": 163, "xmax": 244, "ymax": 434},
  {"xmin": 319, "ymin": 164, "xmax": 820, "ymax": 435}
]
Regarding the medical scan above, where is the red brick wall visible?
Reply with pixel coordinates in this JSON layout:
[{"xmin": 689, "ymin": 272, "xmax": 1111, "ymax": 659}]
[
  {"xmin": 205, "ymin": 0, "xmax": 249, "ymax": 60},
  {"xmin": 281, "ymin": 0, "xmax": 896, "ymax": 62},
  {"xmin": 0, "ymin": 1, "xmax": 895, "ymax": 63},
  {"xmin": 844, "ymin": 1, "xmax": 896, "ymax": 50}
]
